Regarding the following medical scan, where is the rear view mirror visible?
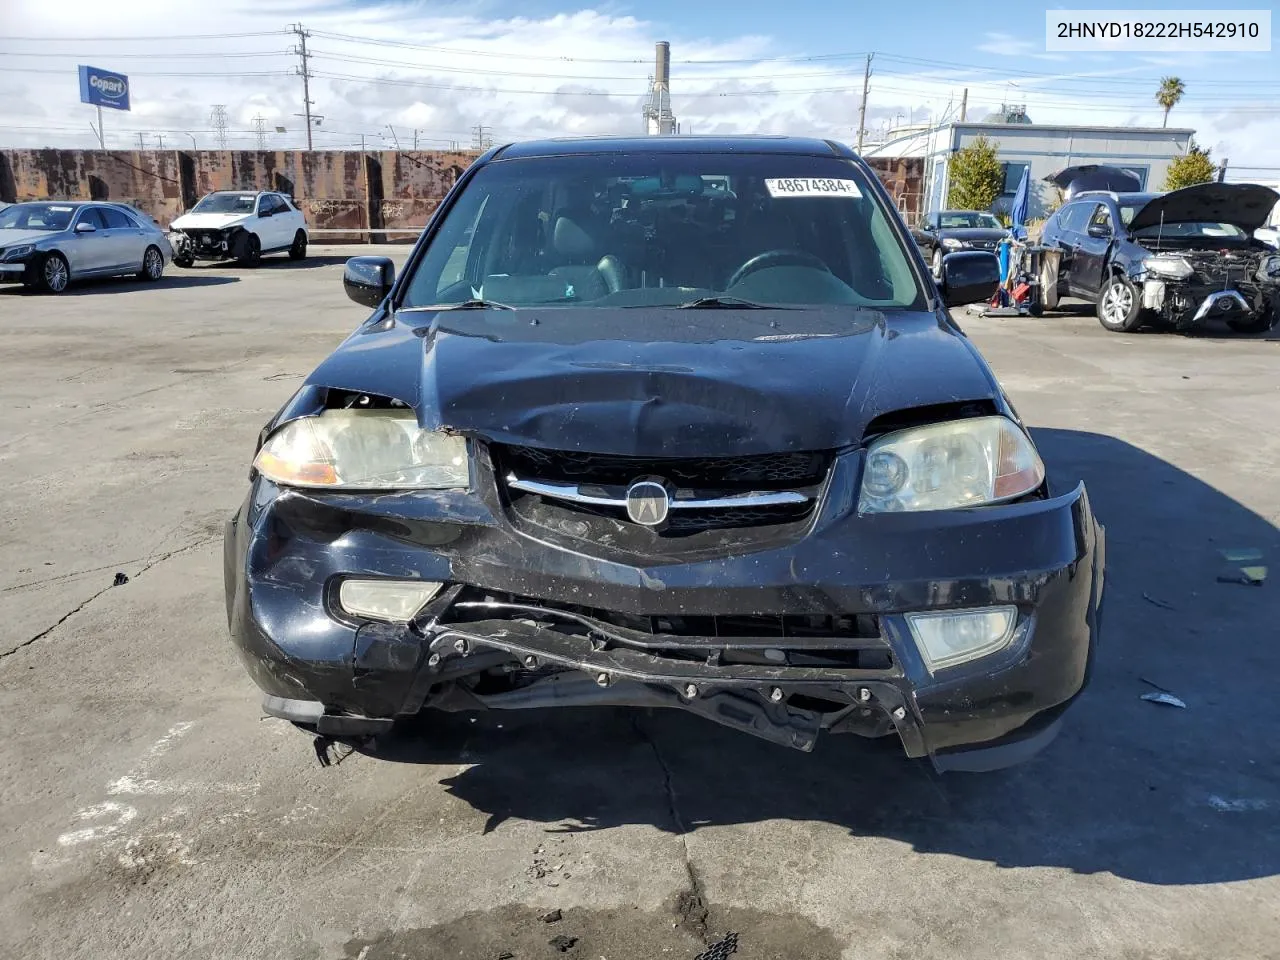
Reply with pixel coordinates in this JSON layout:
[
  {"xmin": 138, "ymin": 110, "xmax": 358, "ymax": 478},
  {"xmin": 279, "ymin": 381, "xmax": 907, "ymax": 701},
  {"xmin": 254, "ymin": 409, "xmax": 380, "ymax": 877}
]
[
  {"xmin": 344, "ymin": 256, "xmax": 396, "ymax": 308},
  {"xmin": 939, "ymin": 250, "xmax": 1000, "ymax": 307},
  {"xmin": 74, "ymin": 222, "xmax": 96, "ymax": 233}
]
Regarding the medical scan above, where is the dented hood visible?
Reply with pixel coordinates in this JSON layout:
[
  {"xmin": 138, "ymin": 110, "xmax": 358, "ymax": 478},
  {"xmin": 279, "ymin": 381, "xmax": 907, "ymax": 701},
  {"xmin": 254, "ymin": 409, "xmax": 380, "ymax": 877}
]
[
  {"xmin": 170, "ymin": 211, "xmax": 252, "ymax": 231},
  {"xmin": 1128, "ymin": 182, "xmax": 1280, "ymax": 233},
  {"xmin": 299, "ymin": 308, "xmax": 999, "ymax": 457}
]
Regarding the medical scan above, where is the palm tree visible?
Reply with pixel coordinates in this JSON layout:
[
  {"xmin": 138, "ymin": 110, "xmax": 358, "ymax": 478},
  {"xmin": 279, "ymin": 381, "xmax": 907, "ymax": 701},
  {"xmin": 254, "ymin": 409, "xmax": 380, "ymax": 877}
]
[{"xmin": 1156, "ymin": 77, "xmax": 1185, "ymax": 128}]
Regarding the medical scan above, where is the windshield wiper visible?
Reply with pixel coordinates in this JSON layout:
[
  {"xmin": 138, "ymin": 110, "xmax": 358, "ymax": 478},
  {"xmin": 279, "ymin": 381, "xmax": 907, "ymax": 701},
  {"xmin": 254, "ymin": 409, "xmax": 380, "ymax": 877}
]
[
  {"xmin": 398, "ymin": 299, "xmax": 515, "ymax": 313},
  {"xmin": 675, "ymin": 295, "xmax": 789, "ymax": 309}
]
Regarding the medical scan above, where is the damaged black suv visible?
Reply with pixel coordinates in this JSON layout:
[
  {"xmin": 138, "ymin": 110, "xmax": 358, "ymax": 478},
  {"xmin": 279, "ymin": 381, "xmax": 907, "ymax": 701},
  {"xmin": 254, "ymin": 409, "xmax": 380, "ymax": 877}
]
[
  {"xmin": 1041, "ymin": 182, "xmax": 1280, "ymax": 333},
  {"xmin": 224, "ymin": 137, "xmax": 1105, "ymax": 772}
]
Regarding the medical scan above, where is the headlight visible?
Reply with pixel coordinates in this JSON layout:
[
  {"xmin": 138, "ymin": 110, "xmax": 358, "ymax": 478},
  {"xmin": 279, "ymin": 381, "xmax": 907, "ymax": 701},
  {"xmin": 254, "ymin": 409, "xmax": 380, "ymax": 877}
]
[
  {"xmin": 941, "ymin": 237, "xmax": 964, "ymax": 250},
  {"xmin": 1259, "ymin": 256, "xmax": 1280, "ymax": 279},
  {"xmin": 858, "ymin": 416, "xmax": 1045, "ymax": 514},
  {"xmin": 1, "ymin": 244, "xmax": 34, "ymax": 262},
  {"xmin": 1143, "ymin": 255, "xmax": 1193, "ymax": 279},
  {"xmin": 253, "ymin": 409, "xmax": 468, "ymax": 490}
]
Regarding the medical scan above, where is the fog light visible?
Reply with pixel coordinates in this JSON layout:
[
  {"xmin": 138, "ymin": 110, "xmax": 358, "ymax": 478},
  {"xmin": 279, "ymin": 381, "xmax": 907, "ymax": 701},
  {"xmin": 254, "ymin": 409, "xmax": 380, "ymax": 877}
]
[
  {"xmin": 339, "ymin": 579, "xmax": 441, "ymax": 622},
  {"xmin": 905, "ymin": 606, "xmax": 1018, "ymax": 671}
]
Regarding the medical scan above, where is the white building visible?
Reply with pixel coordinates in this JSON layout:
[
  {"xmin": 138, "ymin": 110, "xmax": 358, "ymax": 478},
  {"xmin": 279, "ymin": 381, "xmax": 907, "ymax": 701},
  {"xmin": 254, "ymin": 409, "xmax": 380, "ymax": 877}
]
[{"xmin": 864, "ymin": 118, "xmax": 1195, "ymax": 219}]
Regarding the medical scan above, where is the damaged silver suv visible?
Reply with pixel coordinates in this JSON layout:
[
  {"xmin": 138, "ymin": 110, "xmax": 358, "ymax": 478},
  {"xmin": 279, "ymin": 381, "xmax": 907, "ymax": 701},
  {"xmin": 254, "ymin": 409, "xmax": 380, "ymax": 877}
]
[{"xmin": 1041, "ymin": 182, "xmax": 1280, "ymax": 333}]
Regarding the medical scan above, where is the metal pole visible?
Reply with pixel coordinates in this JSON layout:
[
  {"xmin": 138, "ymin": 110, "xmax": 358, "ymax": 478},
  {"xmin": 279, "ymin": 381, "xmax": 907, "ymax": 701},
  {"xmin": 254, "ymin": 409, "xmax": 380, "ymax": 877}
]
[
  {"xmin": 96, "ymin": 105, "xmax": 105, "ymax": 148},
  {"xmin": 386, "ymin": 124, "xmax": 400, "ymax": 149},
  {"xmin": 294, "ymin": 23, "xmax": 314, "ymax": 151},
  {"xmin": 1217, "ymin": 157, "xmax": 1228, "ymax": 183},
  {"xmin": 959, "ymin": 88, "xmax": 968, "ymax": 122},
  {"xmin": 856, "ymin": 53, "xmax": 873, "ymax": 154},
  {"xmin": 138, "ymin": 132, "xmax": 145, "ymax": 150}
]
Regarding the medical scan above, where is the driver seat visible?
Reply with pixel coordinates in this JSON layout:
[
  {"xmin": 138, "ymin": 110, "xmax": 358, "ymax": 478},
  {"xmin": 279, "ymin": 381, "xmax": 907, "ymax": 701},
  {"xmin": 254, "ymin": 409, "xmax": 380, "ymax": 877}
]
[{"xmin": 548, "ymin": 211, "xmax": 626, "ymax": 299}]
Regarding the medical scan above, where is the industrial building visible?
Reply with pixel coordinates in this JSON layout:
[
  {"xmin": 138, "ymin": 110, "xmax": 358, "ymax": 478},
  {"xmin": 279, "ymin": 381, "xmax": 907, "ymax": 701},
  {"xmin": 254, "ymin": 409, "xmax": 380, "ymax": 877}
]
[{"xmin": 864, "ymin": 112, "xmax": 1196, "ymax": 219}]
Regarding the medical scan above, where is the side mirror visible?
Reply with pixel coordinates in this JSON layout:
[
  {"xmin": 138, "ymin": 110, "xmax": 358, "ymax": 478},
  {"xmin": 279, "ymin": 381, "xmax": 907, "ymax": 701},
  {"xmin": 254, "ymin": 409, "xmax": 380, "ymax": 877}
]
[
  {"xmin": 1086, "ymin": 223, "xmax": 1111, "ymax": 239},
  {"xmin": 74, "ymin": 222, "xmax": 96, "ymax": 233},
  {"xmin": 259, "ymin": 208, "xmax": 273, "ymax": 218},
  {"xmin": 939, "ymin": 250, "xmax": 1000, "ymax": 307},
  {"xmin": 344, "ymin": 256, "xmax": 395, "ymax": 308}
]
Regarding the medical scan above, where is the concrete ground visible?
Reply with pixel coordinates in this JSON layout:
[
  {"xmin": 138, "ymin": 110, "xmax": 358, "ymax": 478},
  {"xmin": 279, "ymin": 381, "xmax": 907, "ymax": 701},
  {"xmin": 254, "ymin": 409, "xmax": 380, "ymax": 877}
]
[{"xmin": 1, "ymin": 248, "xmax": 1278, "ymax": 960}]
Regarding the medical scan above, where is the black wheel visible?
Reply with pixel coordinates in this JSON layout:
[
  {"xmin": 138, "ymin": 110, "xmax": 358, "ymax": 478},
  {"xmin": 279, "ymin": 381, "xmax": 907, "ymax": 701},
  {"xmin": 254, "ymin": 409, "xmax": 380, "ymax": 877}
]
[
  {"xmin": 138, "ymin": 245, "xmax": 164, "ymax": 281},
  {"xmin": 1096, "ymin": 274, "xmax": 1145, "ymax": 332},
  {"xmin": 173, "ymin": 254, "xmax": 194, "ymax": 268},
  {"xmin": 931, "ymin": 247, "xmax": 944, "ymax": 281},
  {"xmin": 288, "ymin": 230, "xmax": 307, "ymax": 261},
  {"xmin": 235, "ymin": 232, "xmax": 262, "ymax": 267},
  {"xmin": 38, "ymin": 252, "xmax": 70, "ymax": 294},
  {"xmin": 1227, "ymin": 310, "xmax": 1275, "ymax": 334}
]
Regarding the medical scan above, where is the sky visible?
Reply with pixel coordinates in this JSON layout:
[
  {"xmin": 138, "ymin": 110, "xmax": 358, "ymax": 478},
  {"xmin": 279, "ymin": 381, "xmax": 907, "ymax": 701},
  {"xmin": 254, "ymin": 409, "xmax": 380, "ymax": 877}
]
[{"xmin": 2, "ymin": 0, "xmax": 1278, "ymax": 177}]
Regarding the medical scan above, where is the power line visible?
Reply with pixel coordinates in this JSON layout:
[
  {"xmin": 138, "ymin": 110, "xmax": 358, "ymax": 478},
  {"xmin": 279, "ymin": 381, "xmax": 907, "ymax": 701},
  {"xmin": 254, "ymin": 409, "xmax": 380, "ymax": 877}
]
[
  {"xmin": 251, "ymin": 114, "xmax": 268, "ymax": 150},
  {"xmin": 2, "ymin": 30, "xmax": 290, "ymax": 41}
]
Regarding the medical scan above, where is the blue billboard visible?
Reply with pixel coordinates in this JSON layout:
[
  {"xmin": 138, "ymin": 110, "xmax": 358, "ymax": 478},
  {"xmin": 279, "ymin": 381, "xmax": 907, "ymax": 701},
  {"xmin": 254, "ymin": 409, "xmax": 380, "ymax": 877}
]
[{"xmin": 78, "ymin": 65, "xmax": 131, "ymax": 111}]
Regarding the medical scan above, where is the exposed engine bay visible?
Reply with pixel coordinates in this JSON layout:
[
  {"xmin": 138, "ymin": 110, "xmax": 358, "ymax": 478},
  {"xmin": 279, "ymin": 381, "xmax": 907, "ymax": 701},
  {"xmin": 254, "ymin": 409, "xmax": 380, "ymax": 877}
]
[{"xmin": 1140, "ymin": 245, "xmax": 1280, "ymax": 332}]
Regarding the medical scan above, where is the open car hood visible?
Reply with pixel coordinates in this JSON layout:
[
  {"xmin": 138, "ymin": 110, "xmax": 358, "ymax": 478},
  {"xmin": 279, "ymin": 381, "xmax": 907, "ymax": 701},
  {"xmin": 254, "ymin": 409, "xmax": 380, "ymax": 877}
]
[
  {"xmin": 1046, "ymin": 164, "xmax": 1141, "ymax": 200},
  {"xmin": 1128, "ymin": 182, "xmax": 1280, "ymax": 233}
]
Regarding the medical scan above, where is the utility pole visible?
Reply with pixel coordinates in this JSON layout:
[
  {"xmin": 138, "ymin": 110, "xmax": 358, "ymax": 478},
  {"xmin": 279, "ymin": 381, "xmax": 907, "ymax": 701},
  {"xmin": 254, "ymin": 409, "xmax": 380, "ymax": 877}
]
[
  {"xmin": 413, "ymin": 129, "xmax": 419, "ymax": 150},
  {"xmin": 360, "ymin": 133, "xmax": 366, "ymax": 152},
  {"xmin": 386, "ymin": 124, "xmax": 401, "ymax": 149},
  {"xmin": 291, "ymin": 22, "xmax": 314, "ymax": 150},
  {"xmin": 856, "ymin": 53, "xmax": 873, "ymax": 154},
  {"xmin": 155, "ymin": 133, "xmax": 165, "ymax": 149},
  {"xmin": 252, "ymin": 114, "xmax": 268, "ymax": 150},
  {"xmin": 209, "ymin": 105, "xmax": 229, "ymax": 149},
  {"xmin": 959, "ymin": 87, "xmax": 968, "ymax": 122},
  {"xmin": 137, "ymin": 132, "xmax": 145, "ymax": 150},
  {"xmin": 1217, "ymin": 157, "xmax": 1228, "ymax": 182}
]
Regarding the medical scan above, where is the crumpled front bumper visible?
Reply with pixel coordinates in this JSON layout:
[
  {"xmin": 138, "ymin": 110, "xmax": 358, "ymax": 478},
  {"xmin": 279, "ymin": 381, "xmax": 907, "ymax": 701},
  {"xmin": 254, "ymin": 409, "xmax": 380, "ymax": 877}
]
[
  {"xmin": 224, "ymin": 467, "xmax": 1104, "ymax": 771},
  {"xmin": 1141, "ymin": 275, "xmax": 1278, "ymax": 329}
]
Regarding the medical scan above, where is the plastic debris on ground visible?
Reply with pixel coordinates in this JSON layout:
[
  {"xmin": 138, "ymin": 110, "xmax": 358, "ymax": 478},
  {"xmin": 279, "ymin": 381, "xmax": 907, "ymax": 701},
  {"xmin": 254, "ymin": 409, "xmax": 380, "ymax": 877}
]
[
  {"xmin": 693, "ymin": 932, "xmax": 740, "ymax": 960},
  {"xmin": 1141, "ymin": 691, "xmax": 1187, "ymax": 709},
  {"xmin": 548, "ymin": 934, "xmax": 578, "ymax": 952},
  {"xmin": 113, "ymin": 572, "xmax": 129, "ymax": 586},
  {"xmin": 539, "ymin": 909, "xmax": 562, "ymax": 924},
  {"xmin": 1217, "ymin": 548, "xmax": 1267, "ymax": 586}
]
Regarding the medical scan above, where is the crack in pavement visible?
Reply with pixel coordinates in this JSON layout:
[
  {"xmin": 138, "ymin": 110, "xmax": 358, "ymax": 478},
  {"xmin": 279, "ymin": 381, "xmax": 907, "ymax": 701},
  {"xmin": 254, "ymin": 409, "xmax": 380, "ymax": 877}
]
[
  {"xmin": 632, "ymin": 714, "xmax": 710, "ymax": 945},
  {"xmin": 0, "ymin": 535, "xmax": 220, "ymax": 663}
]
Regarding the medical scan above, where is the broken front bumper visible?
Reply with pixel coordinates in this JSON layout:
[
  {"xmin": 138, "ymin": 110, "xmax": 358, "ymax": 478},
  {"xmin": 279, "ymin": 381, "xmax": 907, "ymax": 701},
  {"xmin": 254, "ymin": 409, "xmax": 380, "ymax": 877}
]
[
  {"xmin": 224, "ymin": 470, "xmax": 1104, "ymax": 772},
  {"xmin": 1141, "ymin": 276, "xmax": 1277, "ymax": 329}
]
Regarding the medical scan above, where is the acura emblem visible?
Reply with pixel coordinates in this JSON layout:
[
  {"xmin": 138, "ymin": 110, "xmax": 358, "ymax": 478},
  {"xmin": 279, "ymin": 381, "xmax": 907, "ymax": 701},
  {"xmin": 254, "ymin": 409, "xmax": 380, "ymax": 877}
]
[{"xmin": 625, "ymin": 479, "xmax": 670, "ymax": 527}]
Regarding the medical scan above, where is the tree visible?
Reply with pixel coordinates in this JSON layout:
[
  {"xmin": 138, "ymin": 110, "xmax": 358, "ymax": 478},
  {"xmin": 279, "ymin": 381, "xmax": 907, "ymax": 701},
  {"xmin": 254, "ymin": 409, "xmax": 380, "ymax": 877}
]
[
  {"xmin": 947, "ymin": 135, "xmax": 1003, "ymax": 211},
  {"xmin": 1156, "ymin": 76, "xmax": 1185, "ymax": 128},
  {"xmin": 1164, "ymin": 139, "xmax": 1216, "ymax": 190}
]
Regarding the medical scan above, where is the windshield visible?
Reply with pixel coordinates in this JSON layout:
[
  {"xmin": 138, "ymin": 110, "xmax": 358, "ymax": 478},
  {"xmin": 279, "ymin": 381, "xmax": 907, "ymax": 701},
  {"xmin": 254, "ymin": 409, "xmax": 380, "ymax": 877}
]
[
  {"xmin": 401, "ymin": 153, "xmax": 924, "ymax": 310},
  {"xmin": 1132, "ymin": 221, "xmax": 1248, "ymax": 240},
  {"xmin": 938, "ymin": 212, "xmax": 1001, "ymax": 229},
  {"xmin": 0, "ymin": 203, "xmax": 78, "ymax": 231},
  {"xmin": 192, "ymin": 193, "xmax": 257, "ymax": 214}
]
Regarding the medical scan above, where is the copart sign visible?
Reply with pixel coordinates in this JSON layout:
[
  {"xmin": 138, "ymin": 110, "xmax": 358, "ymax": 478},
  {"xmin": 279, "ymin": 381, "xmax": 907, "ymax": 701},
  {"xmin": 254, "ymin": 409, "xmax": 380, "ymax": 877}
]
[{"xmin": 78, "ymin": 65, "xmax": 131, "ymax": 111}]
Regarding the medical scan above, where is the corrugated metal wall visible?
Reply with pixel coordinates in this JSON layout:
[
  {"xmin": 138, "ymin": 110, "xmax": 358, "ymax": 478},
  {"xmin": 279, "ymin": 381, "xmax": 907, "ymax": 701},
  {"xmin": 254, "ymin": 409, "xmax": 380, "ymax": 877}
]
[{"xmin": 0, "ymin": 148, "xmax": 927, "ymax": 235}]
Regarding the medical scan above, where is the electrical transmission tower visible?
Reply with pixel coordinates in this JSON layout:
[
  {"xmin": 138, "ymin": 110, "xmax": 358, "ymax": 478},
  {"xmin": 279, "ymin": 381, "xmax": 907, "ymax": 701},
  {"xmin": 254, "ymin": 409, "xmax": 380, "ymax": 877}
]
[
  {"xmin": 291, "ymin": 22, "xmax": 315, "ymax": 150},
  {"xmin": 252, "ymin": 114, "xmax": 268, "ymax": 150},
  {"xmin": 471, "ymin": 124, "xmax": 493, "ymax": 151},
  {"xmin": 209, "ymin": 105, "xmax": 229, "ymax": 149}
]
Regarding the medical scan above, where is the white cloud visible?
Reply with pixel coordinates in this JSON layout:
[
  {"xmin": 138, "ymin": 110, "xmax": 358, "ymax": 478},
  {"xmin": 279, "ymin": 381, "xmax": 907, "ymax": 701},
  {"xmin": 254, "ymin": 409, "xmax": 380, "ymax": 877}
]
[{"xmin": 1, "ymin": 0, "xmax": 1277, "ymax": 171}]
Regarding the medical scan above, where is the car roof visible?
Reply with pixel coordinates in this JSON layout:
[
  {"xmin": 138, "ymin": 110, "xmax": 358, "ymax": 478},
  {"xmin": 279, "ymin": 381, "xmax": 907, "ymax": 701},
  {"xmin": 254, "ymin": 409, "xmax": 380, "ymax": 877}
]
[
  {"xmin": 493, "ymin": 135, "xmax": 852, "ymax": 160},
  {"xmin": 937, "ymin": 209, "xmax": 995, "ymax": 216},
  {"xmin": 1073, "ymin": 191, "xmax": 1161, "ymax": 204}
]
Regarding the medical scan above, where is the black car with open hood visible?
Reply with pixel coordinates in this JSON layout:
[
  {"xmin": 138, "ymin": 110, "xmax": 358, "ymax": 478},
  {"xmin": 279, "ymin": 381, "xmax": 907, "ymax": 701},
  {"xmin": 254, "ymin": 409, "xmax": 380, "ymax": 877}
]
[{"xmin": 224, "ymin": 136, "xmax": 1105, "ymax": 773}]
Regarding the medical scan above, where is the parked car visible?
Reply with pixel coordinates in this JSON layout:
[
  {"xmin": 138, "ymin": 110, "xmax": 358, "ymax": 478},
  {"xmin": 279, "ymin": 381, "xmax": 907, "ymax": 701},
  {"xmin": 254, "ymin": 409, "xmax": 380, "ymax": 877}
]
[
  {"xmin": 169, "ymin": 190, "xmax": 307, "ymax": 267},
  {"xmin": 1039, "ymin": 182, "xmax": 1280, "ymax": 333},
  {"xmin": 0, "ymin": 200, "xmax": 172, "ymax": 294},
  {"xmin": 911, "ymin": 210, "xmax": 1009, "ymax": 279},
  {"xmin": 224, "ymin": 136, "xmax": 1104, "ymax": 773}
]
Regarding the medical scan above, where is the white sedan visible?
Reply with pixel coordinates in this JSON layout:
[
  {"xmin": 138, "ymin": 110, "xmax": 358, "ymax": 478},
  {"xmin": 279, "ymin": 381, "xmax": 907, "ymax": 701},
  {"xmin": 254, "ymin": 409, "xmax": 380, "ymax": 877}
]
[{"xmin": 169, "ymin": 191, "xmax": 308, "ymax": 267}]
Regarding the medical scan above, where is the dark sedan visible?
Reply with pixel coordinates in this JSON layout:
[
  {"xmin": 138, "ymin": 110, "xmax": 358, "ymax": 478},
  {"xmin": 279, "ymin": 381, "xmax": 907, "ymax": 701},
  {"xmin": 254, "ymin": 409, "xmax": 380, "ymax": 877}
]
[
  {"xmin": 912, "ymin": 210, "xmax": 1010, "ymax": 279},
  {"xmin": 224, "ymin": 136, "xmax": 1104, "ymax": 773}
]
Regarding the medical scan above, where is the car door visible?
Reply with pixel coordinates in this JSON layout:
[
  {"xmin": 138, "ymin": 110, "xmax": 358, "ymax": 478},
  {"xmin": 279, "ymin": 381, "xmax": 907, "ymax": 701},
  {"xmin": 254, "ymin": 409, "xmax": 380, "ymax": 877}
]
[
  {"xmin": 66, "ymin": 206, "xmax": 109, "ymax": 274},
  {"xmin": 911, "ymin": 213, "xmax": 937, "ymax": 252},
  {"xmin": 97, "ymin": 205, "xmax": 145, "ymax": 272},
  {"xmin": 276, "ymin": 194, "xmax": 304, "ymax": 246},
  {"xmin": 257, "ymin": 194, "xmax": 288, "ymax": 250},
  {"xmin": 1070, "ymin": 202, "xmax": 1115, "ymax": 298},
  {"xmin": 1049, "ymin": 202, "xmax": 1089, "ymax": 292}
]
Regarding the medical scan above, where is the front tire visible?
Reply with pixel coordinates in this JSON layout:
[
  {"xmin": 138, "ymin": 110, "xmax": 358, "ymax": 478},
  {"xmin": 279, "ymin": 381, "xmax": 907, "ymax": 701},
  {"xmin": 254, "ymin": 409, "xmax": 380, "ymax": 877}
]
[
  {"xmin": 931, "ymin": 248, "xmax": 943, "ymax": 281},
  {"xmin": 1097, "ymin": 274, "xmax": 1145, "ymax": 332},
  {"xmin": 1227, "ymin": 309, "xmax": 1276, "ymax": 334},
  {"xmin": 138, "ymin": 245, "xmax": 164, "ymax": 281},
  {"xmin": 235, "ymin": 232, "xmax": 262, "ymax": 267},
  {"xmin": 173, "ymin": 254, "xmax": 194, "ymax": 268},
  {"xmin": 39, "ymin": 252, "xmax": 70, "ymax": 294},
  {"xmin": 288, "ymin": 230, "xmax": 307, "ymax": 261}
]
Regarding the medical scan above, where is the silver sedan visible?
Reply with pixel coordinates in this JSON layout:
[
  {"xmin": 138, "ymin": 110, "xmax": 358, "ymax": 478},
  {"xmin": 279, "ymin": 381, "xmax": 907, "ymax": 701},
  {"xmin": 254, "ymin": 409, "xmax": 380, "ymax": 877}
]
[{"xmin": 0, "ymin": 201, "xmax": 174, "ymax": 294}]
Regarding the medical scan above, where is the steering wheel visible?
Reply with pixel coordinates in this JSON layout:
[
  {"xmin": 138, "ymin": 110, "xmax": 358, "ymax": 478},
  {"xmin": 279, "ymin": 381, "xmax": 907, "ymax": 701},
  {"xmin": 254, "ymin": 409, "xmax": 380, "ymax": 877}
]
[{"xmin": 726, "ymin": 249, "xmax": 832, "ymax": 288}]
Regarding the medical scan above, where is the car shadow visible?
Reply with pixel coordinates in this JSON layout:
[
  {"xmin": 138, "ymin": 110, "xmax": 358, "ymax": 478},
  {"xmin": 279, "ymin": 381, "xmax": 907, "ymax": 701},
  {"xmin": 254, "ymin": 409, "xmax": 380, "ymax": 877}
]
[
  {"xmin": 179, "ymin": 254, "xmax": 354, "ymax": 271},
  {"xmin": 1042, "ymin": 298, "xmax": 1280, "ymax": 340},
  {"xmin": 361, "ymin": 428, "xmax": 1280, "ymax": 886},
  {"xmin": 0, "ymin": 275, "xmax": 239, "ymax": 295}
]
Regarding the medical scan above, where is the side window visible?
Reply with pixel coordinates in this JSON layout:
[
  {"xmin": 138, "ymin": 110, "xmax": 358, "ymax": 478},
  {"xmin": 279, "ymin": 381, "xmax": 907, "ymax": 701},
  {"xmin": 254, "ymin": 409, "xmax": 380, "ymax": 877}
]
[
  {"xmin": 1086, "ymin": 203, "xmax": 1113, "ymax": 234},
  {"xmin": 435, "ymin": 193, "xmax": 490, "ymax": 296},
  {"xmin": 257, "ymin": 195, "xmax": 276, "ymax": 217},
  {"xmin": 100, "ymin": 207, "xmax": 134, "ymax": 229},
  {"xmin": 1059, "ymin": 203, "xmax": 1088, "ymax": 234},
  {"xmin": 77, "ymin": 208, "xmax": 107, "ymax": 230}
]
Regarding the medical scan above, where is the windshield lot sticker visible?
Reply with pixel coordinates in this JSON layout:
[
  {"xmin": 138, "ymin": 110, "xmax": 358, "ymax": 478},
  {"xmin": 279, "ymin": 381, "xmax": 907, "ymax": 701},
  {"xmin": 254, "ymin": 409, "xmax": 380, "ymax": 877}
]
[{"xmin": 765, "ymin": 178, "xmax": 862, "ymax": 198}]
